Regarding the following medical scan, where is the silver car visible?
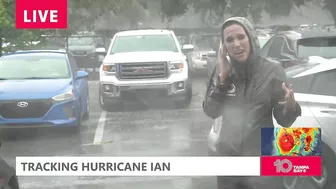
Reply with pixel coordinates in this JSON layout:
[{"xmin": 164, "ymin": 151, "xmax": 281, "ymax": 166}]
[
  {"xmin": 187, "ymin": 34, "xmax": 220, "ymax": 73},
  {"xmin": 208, "ymin": 61, "xmax": 336, "ymax": 189},
  {"xmin": 0, "ymin": 142, "xmax": 19, "ymax": 189}
]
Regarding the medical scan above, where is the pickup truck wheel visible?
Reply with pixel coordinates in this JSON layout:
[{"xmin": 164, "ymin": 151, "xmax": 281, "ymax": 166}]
[
  {"xmin": 99, "ymin": 91, "xmax": 124, "ymax": 112},
  {"xmin": 69, "ymin": 101, "xmax": 81, "ymax": 134},
  {"xmin": 174, "ymin": 84, "xmax": 192, "ymax": 109},
  {"xmin": 99, "ymin": 91, "xmax": 109, "ymax": 111},
  {"xmin": 83, "ymin": 90, "xmax": 90, "ymax": 120}
]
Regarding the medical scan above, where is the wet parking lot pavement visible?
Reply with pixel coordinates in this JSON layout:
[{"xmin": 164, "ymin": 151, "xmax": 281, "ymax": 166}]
[
  {"xmin": 0, "ymin": 72, "xmax": 220, "ymax": 189},
  {"xmin": 1, "ymin": 71, "xmax": 334, "ymax": 189}
]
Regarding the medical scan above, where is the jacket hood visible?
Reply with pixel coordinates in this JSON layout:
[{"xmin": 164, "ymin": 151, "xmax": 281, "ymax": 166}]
[{"xmin": 221, "ymin": 17, "xmax": 261, "ymax": 62}]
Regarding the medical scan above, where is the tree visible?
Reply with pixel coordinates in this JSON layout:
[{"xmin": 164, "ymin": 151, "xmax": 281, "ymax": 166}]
[
  {"xmin": 68, "ymin": 0, "xmax": 132, "ymax": 30},
  {"xmin": 192, "ymin": 0, "xmax": 227, "ymax": 27},
  {"xmin": 0, "ymin": 0, "xmax": 55, "ymax": 54},
  {"xmin": 181, "ymin": 0, "xmax": 335, "ymax": 26},
  {"xmin": 159, "ymin": 0, "xmax": 189, "ymax": 23},
  {"xmin": 0, "ymin": 0, "xmax": 11, "ymax": 54},
  {"xmin": 324, "ymin": 0, "xmax": 336, "ymax": 24},
  {"xmin": 0, "ymin": 0, "xmax": 131, "ymax": 54}
]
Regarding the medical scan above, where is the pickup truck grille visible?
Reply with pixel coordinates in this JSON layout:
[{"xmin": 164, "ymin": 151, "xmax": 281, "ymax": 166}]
[{"xmin": 118, "ymin": 62, "xmax": 168, "ymax": 80}]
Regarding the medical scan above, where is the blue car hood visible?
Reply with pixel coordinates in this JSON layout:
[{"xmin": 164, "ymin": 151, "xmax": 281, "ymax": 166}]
[{"xmin": 0, "ymin": 79, "xmax": 72, "ymax": 100}]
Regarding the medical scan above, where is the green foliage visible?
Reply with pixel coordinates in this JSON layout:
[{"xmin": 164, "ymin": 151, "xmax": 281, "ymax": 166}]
[
  {"xmin": 1, "ymin": 0, "xmax": 335, "ymax": 55},
  {"xmin": 0, "ymin": 0, "xmax": 10, "ymax": 27},
  {"xmin": 264, "ymin": 0, "xmax": 294, "ymax": 18},
  {"xmin": 1, "ymin": 0, "xmax": 130, "ymax": 53},
  {"xmin": 159, "ymin": 0, "xmax": 189, "ymax": 22}
]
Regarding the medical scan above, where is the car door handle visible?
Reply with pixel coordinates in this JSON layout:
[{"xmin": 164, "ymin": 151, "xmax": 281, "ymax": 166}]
[
  {"xmin": 320, "ymin": 109, "xmax": 336, "ymax": 113},
  {"xmin": 329, "ymin": 105, "xmax": 336, "ymax": 109}
]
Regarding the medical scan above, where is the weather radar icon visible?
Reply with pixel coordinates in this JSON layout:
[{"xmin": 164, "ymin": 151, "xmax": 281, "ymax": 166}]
[{"xmin": 261, "ymin": 127, "xmax": 321, "ymax": 156}]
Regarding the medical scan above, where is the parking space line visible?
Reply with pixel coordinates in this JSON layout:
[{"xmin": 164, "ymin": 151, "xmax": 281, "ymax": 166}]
[{"xmin": 93, "ymin": 111, "xmax": 107, "ymax": 144}]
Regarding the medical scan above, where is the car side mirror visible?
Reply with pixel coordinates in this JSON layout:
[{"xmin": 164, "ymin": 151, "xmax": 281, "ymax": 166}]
[
  {"xmin": 96, "ymin": 47, "xmax": 107, "ymax": 63},
  {"xmin": 96, "ymin": 47, "xmax": 106, "ymax": 54},
  {"xmin": 182, "ymin": 44, "xmax": 194, "ymax": 53},
  {"xmin": 76, "ymin": 70, "xmax": 89, "ymax": 79}
]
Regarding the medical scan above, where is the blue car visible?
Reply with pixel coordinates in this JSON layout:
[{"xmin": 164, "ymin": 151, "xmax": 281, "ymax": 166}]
[{"xmin": 0, "ymin": 50, "xmax": 90, "ymax": 131}]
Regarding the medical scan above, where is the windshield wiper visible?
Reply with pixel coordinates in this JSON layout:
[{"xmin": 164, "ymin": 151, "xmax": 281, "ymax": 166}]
[{"xmin": 0, "ymin": 78, "xmax": 8, "ymax": 80}]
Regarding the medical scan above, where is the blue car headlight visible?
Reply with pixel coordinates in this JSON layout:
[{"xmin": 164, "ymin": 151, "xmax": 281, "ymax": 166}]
[{"xmin": 52, "ymin": 89, "xmax": 74, "ymax": 102}]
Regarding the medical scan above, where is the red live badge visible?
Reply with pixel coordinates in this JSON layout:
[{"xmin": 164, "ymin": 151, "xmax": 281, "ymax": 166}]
[{"xmin": 16, "ymin": 0, "xmax": 67, "ymax": 29}]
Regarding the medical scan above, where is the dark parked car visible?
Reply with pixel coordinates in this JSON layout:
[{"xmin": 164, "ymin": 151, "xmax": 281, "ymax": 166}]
[{"xmin": 260, "ymin": 30, "xmax": 336, "ymax": 69}]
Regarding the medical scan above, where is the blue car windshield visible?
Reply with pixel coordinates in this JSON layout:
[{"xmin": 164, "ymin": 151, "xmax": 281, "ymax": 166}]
[{"xmin": 0, "ymin": 54, "xmax": 71, "ymax": 80}]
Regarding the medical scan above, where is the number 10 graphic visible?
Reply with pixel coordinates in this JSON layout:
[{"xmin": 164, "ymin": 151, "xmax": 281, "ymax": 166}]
[{"xmin": 274, "ymin": 159, "xmax": 293, "ymax": 173}]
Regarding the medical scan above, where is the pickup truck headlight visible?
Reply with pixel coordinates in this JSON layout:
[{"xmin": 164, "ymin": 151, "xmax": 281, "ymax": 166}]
[
  {"xmin": 52, "ymin": 89, "xmax": 74, "ymax": 102},
  {"xmin": 102, "ymin": 64, "xmax": 116, "ymax": 73},
  {"xmin": 169, "ymin": 61, "xmax": 184, "ymax": 72}
]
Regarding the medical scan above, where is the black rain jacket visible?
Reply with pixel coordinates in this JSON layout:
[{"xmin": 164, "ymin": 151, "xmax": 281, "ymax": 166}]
[{"xmin": 203, "ymin": 17, "xmax": 302, "ymax": 156}]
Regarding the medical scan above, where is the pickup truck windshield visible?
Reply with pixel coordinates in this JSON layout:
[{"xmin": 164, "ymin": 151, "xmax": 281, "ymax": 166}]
[{"xmin": 110, "ymin": 34, "xmax": 178, "ymax": 54}]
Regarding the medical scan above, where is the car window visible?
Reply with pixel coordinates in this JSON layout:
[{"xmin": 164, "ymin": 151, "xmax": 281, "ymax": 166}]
[
  {"xmin": 268, "ymin": 37, "xmax": 284, "ymax": 59},
  {"xmin": 310, "ymin": 70, "xmax": 336, "ymax": 96},
  {"xmin": 258, "ymin": 37, "xmax": 270, "ymax": 49},
  {"xmin": 286, "ymin": 63, "xmax": 320, "ymax": 93},
  {"xmin": 110, "ymin": 34, "xmax": 178, "ymax": 54},
  {"xmin": 68, "ymin": 55, "xmax": 78, "ymax": 76},
  {"xmin": 297, "ymin": 37, "xmax": 336, "ymax": 59},
  {"xmin": 0, "ymin": 54, "xmax": 70, "ymax": 79},
  {"xmin": 282, "ymin": 40, "xmax": 295, "ymax": 56},
  {"xmin": 260, "ymin": 38, "xmax": 273, "ymax": 57},
  {"xmin": 288, "ymin": 75, "xmax": 315, "ymax": 94}
]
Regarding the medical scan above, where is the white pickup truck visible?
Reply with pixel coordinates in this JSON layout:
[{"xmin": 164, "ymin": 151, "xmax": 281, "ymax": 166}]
[{"xmin": 99, "ymin": 29, "xmax": 194, "ymax": 110}]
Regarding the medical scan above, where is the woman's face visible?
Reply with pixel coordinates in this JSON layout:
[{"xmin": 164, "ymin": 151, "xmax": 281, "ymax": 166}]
[{"xmin": 223, "ymin": 24, "xmax": 251, "ymax": 63}]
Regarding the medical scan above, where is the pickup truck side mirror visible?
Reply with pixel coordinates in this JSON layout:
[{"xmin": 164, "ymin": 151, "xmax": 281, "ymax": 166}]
[{"xmin": 182, "ymin": 44, "xmax": 194, "ymax": 53}]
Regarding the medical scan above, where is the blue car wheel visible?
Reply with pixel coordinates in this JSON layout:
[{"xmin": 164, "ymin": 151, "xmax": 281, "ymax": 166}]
[{"xmin": 83, "ymin": 91, "xmax": 90, "ymax": 120}]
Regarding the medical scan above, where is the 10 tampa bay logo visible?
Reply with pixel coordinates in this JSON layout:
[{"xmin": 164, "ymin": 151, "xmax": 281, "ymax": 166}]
[{"xmin": 274, "ymin": 159, "xmax": 310, "ymax": 173}]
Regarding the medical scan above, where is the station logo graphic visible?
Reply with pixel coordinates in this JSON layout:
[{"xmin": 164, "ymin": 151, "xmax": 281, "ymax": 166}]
[{"xmin": 260, "ymin": 127, "xmax": 322, "ymax": 176}]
